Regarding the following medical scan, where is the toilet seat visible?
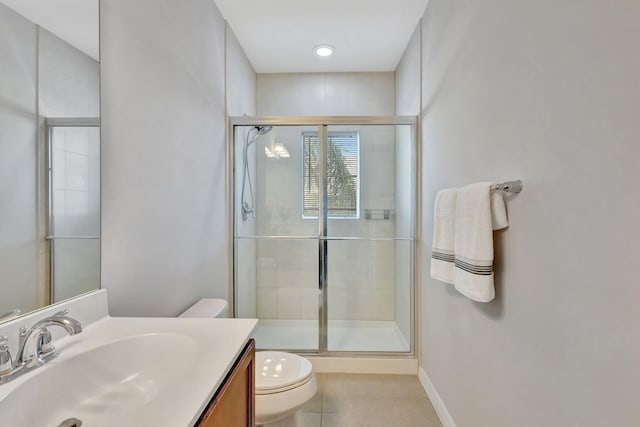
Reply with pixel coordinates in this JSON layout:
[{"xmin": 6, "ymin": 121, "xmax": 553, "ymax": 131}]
[
  {"xmin": 256, "ymin": 374, "xmax": 314, "ymax": 395},
  {"xmin": 255, "ymin": 351, "xmax": 313, "ymax": 395}
]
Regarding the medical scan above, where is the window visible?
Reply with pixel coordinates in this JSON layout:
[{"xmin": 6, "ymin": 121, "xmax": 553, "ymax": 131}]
[{"xmin": 302, "ymin": 132, "xmax": 359, "ymax": 218}]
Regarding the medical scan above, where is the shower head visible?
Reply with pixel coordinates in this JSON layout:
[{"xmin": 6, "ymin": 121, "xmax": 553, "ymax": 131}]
[
  {"xmin": 247, "ymin": 125, "xmax": 273, "ymax": 147},
  {"xmin": 255, "ymin": 125, "xmax": 272, "ymax": 135}
]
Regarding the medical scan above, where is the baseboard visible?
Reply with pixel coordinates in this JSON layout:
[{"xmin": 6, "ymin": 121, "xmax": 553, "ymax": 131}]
[
  {"xmin": 418, "ymin": 367, "xmax": 456, "ymax": 427},
  {"xmin": 307, "ymin": 356, "xmax": 418, "ymax": 375}
]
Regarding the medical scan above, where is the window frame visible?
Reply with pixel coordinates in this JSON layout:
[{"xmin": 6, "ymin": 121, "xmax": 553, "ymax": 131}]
[{"xmin": 301, "ymin": 131, "xmax": 360, "ymax": 220}]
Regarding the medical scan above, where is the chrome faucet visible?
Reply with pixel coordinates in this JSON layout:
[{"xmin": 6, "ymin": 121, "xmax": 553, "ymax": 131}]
[{"xmin": 0, "ymin": 310, "xmax": 82, "ymax": 384}]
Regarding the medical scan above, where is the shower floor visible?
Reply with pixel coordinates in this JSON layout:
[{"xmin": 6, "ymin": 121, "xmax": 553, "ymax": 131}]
[{"xmin": 251, "ymin": 319, "xmax": 410, "ymax": 352}]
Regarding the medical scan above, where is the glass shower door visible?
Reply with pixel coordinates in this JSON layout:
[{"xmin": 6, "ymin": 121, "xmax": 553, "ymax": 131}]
[
  {"xmin": 234, "ymin": 125, "xmax": 320, "ymax": 351},
  {"xmin": 233, "ymin": 118, "xmax": 416, "ymax": 355},
  {"xmin": 324, "ymin": 124, "xmax": 414, "ymax": 352}
]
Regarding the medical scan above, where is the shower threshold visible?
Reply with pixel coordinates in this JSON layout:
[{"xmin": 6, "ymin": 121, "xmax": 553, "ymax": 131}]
[{"xmin": 251, "ymin": 319, "xmax": 410, "ymax": 353}]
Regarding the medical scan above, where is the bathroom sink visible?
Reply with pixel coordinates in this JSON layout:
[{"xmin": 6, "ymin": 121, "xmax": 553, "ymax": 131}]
[
  {"xmin": 0, "ymin": 297, "xmax": 257, "ymax": 427},
  {"xmin": 0, "ymin": 332, "xmax": 197, "ymax": 427}
]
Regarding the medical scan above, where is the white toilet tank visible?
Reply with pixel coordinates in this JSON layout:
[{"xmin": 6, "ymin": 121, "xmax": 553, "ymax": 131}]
[{"xmin": 179, "ymin": 299, "xmax": 228, "ymax": 318}]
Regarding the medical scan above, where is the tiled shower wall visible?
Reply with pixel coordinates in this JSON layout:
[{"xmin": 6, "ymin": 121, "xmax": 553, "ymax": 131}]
[
  {"xmin": 50, "ymin": 126, "xmax": 100, "ymax": 302},
  {"xmin": 254, "ymin": 73, "xmax": 401, "ymax": 321}
]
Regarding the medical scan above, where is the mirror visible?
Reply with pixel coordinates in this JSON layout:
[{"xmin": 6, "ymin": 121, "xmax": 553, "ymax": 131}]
[{"xmin": 0, "ymin": 0, "xmax": 100, "ymax": 323}]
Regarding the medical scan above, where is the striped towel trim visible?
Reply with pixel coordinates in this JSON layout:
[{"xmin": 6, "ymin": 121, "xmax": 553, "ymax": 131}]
[
  {"xmin": 432, "ymin": 250, "xmax": 455, "ymax": 263},
  {"xmin": 432, "ymin": 251, "xmax": 493, "ymax": 276},
  {"xmin": 454, "ymin": 259, "xmax": 493, "ymax": 276}
]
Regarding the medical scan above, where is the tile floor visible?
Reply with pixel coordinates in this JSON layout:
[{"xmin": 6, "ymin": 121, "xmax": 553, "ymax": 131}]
[{"xmin": 300, "ymin": 373, "xmax": 443, "ymax": 427}]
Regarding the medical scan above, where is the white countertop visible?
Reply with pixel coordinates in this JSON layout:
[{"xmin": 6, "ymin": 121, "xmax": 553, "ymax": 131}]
[{"xmin": 0, "ymin": 313, "xmax": 257, "ymax": 426}]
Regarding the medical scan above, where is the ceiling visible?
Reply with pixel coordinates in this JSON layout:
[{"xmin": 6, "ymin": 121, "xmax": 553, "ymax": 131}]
[
  {"xmin": 1, "ymin": 0, "xmax": 99, "ymax": 60},
  {"xmin": 1, "ymin": 0, "xmax": 427, "ymax": 72},
  {"xmin": 215, "ymin": 0, "xmax": 429, "ymax": 73}
]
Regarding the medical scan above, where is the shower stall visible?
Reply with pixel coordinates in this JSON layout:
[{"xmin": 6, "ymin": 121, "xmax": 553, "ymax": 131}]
[{"xmin": 232, "ymin": 116, "xmax": 417, "ymax": 355}]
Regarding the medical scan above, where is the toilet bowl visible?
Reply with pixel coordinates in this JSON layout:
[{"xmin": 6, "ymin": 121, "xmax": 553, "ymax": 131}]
[
  {"xmin": 255, "ymin": 351, "xmax": 317, "ymax": 427},
  {"xmin": 179, "ymin": 300, "xmax": 317, "ymax": 427}
]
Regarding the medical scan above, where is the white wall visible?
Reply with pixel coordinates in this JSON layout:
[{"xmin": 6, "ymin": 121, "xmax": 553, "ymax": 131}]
[
  {"xmin": 100, "ymin": 0, "xmax": 228, "ymax": 316},
  {"xmin": 394, "ymin": 26, "xmax": 421, "ymax": 345},
  {"xmin": 38, "ymin": 28, "xmax": 100, "ymax": 119},
  {"xmin": 257, "ymin": 72, "xmax": 395, "ymax": 116},
  {"xmin": 418, "ymin": 0, "xmax": 640, "ymax": 425},
  {"xmin": 226, "ymin": 25, "xmax": 256, "ymax": 118},
  {"xmin": 226, "ymin": 24, "xmax": 257, "ymax": 318}
]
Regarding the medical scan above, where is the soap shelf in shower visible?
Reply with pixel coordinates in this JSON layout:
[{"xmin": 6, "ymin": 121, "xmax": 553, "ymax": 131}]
[{"xmin": 364, "ymin": 209, "xmax": 395, "ymax": 220}]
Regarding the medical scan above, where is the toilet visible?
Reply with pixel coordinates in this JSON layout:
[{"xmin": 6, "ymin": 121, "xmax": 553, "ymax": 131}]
[
  {"xmin": 253, "ymin": 351, "xmax": 317, "ymax": 427},
  {"xmin": 180, "ymin": 299, "xmax": 317, "ymax": 427}
]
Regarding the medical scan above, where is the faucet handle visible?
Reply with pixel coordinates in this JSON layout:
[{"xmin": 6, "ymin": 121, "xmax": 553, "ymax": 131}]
[
  {"xmin": 0, "ymin": 336, "xmax": 13, "ymax": 374},
  {"xmin": 37, "ymin": 328, "xmax": 57, "ymax": 361}
]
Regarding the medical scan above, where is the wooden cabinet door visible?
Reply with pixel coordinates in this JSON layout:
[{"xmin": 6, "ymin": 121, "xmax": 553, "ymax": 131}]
[{"xmin": 197, "ymin": 339, "xmax": 255, "ymax": 427}]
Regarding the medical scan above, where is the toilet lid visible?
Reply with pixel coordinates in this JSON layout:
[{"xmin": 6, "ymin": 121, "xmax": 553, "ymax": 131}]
[
  {"xmin": 255, "ymin": 351, "xmax": 313, "ymax": 393},
  {"xmin": 179, "ymin": 299, "xmax": 228, "ymax": 318}
]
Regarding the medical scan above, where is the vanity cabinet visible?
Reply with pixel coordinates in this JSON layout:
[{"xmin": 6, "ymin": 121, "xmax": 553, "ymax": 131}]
[{"xmin": 196, "ymin": 339, "xmax": 255, "ymax": 427}]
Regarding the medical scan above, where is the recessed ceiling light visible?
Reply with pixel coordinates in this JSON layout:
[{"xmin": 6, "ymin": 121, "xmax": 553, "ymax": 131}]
[{"xmin": 314, "ymin": 44, "xmax": 335, "ymax": 57}]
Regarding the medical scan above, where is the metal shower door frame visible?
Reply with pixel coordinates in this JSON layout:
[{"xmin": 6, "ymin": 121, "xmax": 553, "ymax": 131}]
[{"xmin": 229, "ymin": 115, "xmax": 418, "ymax": 357}]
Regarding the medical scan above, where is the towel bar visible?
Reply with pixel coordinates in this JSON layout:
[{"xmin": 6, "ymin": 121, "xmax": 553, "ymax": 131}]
[{"xmin": 491, "ymin": 180, "xmax": 523, "ymax": 193}]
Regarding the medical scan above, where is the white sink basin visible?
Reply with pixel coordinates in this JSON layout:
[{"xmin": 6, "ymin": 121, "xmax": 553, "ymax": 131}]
[
  {"xmin": 0, "ymin": 333, "xmax": 197, "ymax": 427},
  {"xmin": 0, "ymin": 316, "xmax": 257, "ymax": 427}
]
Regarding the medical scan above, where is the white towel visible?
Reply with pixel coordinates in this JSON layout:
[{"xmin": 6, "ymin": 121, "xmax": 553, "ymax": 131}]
[
  {"xmin": 453, "ymin": 182, "xmax": 496, "ymax": 302},
  {"xmin": 491, "ymin": 191, "xmax": 509, "ymax": 230},
  {"xmin": 430, "ymin": 188, "xmax": 457, "ymax": 284}
]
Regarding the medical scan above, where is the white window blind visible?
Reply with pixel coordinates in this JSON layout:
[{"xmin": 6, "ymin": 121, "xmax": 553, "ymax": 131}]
[{"xmin": 303, "ymin": 132, "xmax": 359, "ymax": 218}]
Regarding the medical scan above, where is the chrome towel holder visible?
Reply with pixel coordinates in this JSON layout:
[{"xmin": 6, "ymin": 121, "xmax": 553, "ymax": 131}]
[{"xmin": 491, "ymin": 180, "xmax": 523, "ymax": 193}]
